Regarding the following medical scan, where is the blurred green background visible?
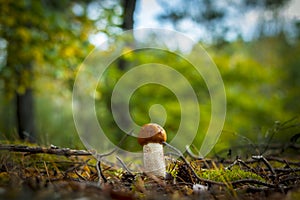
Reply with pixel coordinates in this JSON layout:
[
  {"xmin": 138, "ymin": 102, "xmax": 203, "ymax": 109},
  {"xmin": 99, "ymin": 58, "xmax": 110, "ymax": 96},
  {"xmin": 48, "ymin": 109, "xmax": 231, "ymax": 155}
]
[{"xmin": 0, "ymin": 0, "xmax": 299, "ymax": 157}]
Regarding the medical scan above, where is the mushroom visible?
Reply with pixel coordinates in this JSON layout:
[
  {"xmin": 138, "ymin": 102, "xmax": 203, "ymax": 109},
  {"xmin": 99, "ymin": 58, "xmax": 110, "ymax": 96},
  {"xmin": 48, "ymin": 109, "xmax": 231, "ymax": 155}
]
[{"xmin": 138, "ymin": 123, "xmax": 167, "ymax": 178}]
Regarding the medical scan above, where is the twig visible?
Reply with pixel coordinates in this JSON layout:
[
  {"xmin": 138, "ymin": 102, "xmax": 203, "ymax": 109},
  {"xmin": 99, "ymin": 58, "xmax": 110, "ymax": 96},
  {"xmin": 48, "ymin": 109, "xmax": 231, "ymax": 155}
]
[
  {"xmin": 252, "ymin": 155, "xmax": 277, "ymax": 178},
  {"xmin": 96, "ymin": 160, "xmax": 107, "ymax": 187},
  {"xmin": 267, "ymin": 156, "xmax": 300, "ymax": 167},
  {"xmin": 75, "ymin": 169, "xmax": 87, "ymax": 181},
  {"xmin": 185, "ymin": 145, "xmax": 203, "ymax": 159},
  {"xmin": 63, "ymin": 161, "xmax": 89, "ymax": 178},
  {"xmin": 245, "ymin": 185, "xmax": 294, "ymax": 192},
  {"xmin": 94, "ymin": 130, "xmax": 134, "ymax": 186},
  {"xmin": 116, "ymin": 156, "xmax": 133, "ymax": 175},
  {"xmin": 262, "ymin": 121, "xmax": 281, "ymax": 154},
  {"xmin": 230, "ymin": 179, "xmax": 276, "ymax": 188},
  {"xmin": 226, "ymin": 159, "xmax": 239, "ymax": 170},
  {"xmin": 95, "ymin": 130, "xmax": 133, "ymax": 160},
  {"xmin": 278, "ymin": 176, "xmax": 300, "ymax": 184},
  {"xmin": 185, "ymin": 145, "xmax": 212, "ymax": 169},
  {"xmin": 226, "ymin": 158, "xmax": 253, "ymax": 172},
  {"xmin": 43, "ymin": 161, "xmax": 50, "ymax": 181},
  {"xmin": 279, "ymin": 117, "xmax": 300, "ymax": 131},
  {"xmin": 274, "ymin": 168, "xmax": 300, "ymax": 173},
  {"xmin": 215, "ymin": 143, "xmax": 300, "ymax": 157},
  {"xmin": 222, "ymin": 130, "xmax": 258, "ymax": 151},
  {"xmin": 0, "ymin": 144, "xmax": 91, "ymax": 156}
]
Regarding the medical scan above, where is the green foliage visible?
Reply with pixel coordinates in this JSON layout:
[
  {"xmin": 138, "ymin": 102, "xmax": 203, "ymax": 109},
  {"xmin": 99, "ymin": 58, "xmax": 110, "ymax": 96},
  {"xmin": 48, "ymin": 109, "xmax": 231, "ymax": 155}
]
[
  {"xmin": 0, "ymin": 0, "xmax": 95, "ymax": 97},
  {"xmin": 0, "ymin": 0, "xmax": 122, "ymax": 144},
  {"xmin": 0, "ymin": 0, "xmax": 299, "ymax": 152},
  {"xmin": 35, "ymin": 91, "xmax": 83, "ymax": 149},
  {"xmin": 95, "ymin": 48, "xmax": 208, "ymax": 150},
  {"xmin": 94, "ymin": 34, "xmax": 300, "ymax": 154},
  {"xmin": 212, "ymin": 37, "xmax": 300, "ymax": 151}
]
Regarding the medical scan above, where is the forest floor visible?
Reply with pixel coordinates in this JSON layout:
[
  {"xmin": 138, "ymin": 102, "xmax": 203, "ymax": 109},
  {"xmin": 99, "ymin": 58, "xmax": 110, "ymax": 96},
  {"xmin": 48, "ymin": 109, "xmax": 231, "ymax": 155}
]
[{"xmin": 0, "ymin": 143, "xmax": 300, "ymax": 200}]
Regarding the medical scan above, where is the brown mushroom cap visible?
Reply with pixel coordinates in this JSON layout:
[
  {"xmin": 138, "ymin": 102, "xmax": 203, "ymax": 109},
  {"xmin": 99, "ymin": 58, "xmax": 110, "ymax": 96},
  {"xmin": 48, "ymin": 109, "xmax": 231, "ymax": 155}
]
[{"xmin": 138, "ymin": 123, "xmax": 167, "ymax": 146}]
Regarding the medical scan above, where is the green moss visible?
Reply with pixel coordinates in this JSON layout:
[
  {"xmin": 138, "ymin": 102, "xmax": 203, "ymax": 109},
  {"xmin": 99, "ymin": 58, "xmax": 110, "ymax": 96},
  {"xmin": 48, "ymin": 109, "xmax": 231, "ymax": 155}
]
[{"xmin": 198, "ymin": 168, "xmax": 265, "ymax": 183}]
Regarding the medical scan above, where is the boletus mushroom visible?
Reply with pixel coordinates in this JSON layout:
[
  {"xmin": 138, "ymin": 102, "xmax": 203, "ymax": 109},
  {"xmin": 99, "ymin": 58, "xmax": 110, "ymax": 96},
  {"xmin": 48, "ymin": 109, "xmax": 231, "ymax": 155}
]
[{"xmin": 138, "ymin": 123, "xmax": 167, "ymax": 178}]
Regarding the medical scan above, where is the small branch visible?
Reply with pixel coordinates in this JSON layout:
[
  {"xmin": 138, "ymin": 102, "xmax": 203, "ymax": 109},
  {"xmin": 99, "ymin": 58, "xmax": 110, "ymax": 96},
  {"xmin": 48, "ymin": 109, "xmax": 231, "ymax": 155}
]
[
  {"xmin": 278, "ymin": 176, "xmax": 300, "ymax": 184},
  {"xmin": 274, "ymin": 168, "xmax": 300, "ymax": 173},
  {"xmin": 230, "ymin": 179, "xmax": 276, "ymax": 188},
  {"xmin": 0, "ymin": 144, "xmax": 91, "ymax": 156},
  {"xmin": 226, "ymin": 158, "xmax": 253, "ymax": 172},
  {"xmin": 75, "ymin": 170, "xmax": 87, "ymax": 181},
  {"xmin": 252, "ymin": 155, "xmax": 277, "ymax": 177},
  {"xmin": 0, "ymin": 131, "xmax": 134, "ymax": 188},
  {"xmin": 116, "ymin": 156, "xmax": 133, "ymax": 175},
  {"xmin": 267, "ymin": 156, "xmax": 300, "ymax": 167},
  {"xmin": 43, "ymin": 161, "xmax": 50, "ymax": 181},
  {"xmin": 95, "ymin": 130, "xmax": 133, "ymax": 160},
  {"xmin": 215, "ymin": 143, "xmax": 300, "ymax": 157},
  {"xmin": 96, "ymin": 160, "xmax": 107, "ymax": 187},
  {"xmin": 94, "ymin": 130, "xmax": 133, "ymax": 186},
  {"xmin": 245, "ymin": 185, "xmax": 294, "ymax": 193},
  {"xmin": 185, "ymin": 145, "xmax": 203, "ymax": 159}
]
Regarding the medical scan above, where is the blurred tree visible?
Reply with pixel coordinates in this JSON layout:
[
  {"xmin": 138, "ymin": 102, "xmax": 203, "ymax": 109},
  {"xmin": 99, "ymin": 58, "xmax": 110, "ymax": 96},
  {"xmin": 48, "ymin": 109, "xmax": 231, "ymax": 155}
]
[
  {"xmin": 109, "ymin": 0, "xmax": 137, "ymax": 132},
  {"xmin": 0, "ymin": 0, "xmax": 138, "ymax": 142},
  {"xmin": 157, "ymin": 0, "xmax": 291, "ymax": 42},
  {"xmin": 0, "ymin": 0, "xmax": 97, "ymax": 141},
  {"xmin": 151, "ymin": 0, "xmax": 300, "ymax": 154},
  {"xmin": 118, "ymin": 0, "xmax": 137, "ymax": 71},
  {"xmin": 121, "ymin": 0, "xmax": 137, "ymax": 31}
]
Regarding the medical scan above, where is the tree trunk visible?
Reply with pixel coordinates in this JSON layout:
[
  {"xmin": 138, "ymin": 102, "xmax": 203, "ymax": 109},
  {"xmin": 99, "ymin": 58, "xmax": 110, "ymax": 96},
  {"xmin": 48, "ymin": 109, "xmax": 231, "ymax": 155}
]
[
  {"xmin": 16, "ymin": 88, "xmax": 36, "ymax": 142},
  {"xmin": 15, "ymin": 63, "xmax": 36, "ymax": 142},
  {"xmin": 121, "ymin": 0, "xmax": 137, "ymax": 31},
  {"xmin": 118, "ymin": 0, "xmax": 137, "ymax": 71},
  {"xmin": 111, "ymin": 0, "xmax": 138, "ymax": 131}
]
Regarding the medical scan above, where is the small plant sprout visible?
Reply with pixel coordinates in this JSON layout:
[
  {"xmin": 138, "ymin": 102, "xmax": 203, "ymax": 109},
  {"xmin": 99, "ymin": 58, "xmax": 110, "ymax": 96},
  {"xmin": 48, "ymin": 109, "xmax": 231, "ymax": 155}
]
[{"xmin": 138, "ymin": 123, "xmax": 167, "ymax": 178}]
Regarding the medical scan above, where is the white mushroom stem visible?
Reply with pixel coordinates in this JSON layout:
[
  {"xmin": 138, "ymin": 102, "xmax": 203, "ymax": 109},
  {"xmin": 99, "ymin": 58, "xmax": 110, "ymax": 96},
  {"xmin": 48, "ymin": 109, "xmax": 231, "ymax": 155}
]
[{"xmin": 143, "ymin": 143, "xmax": 166, "ymax": 177}]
